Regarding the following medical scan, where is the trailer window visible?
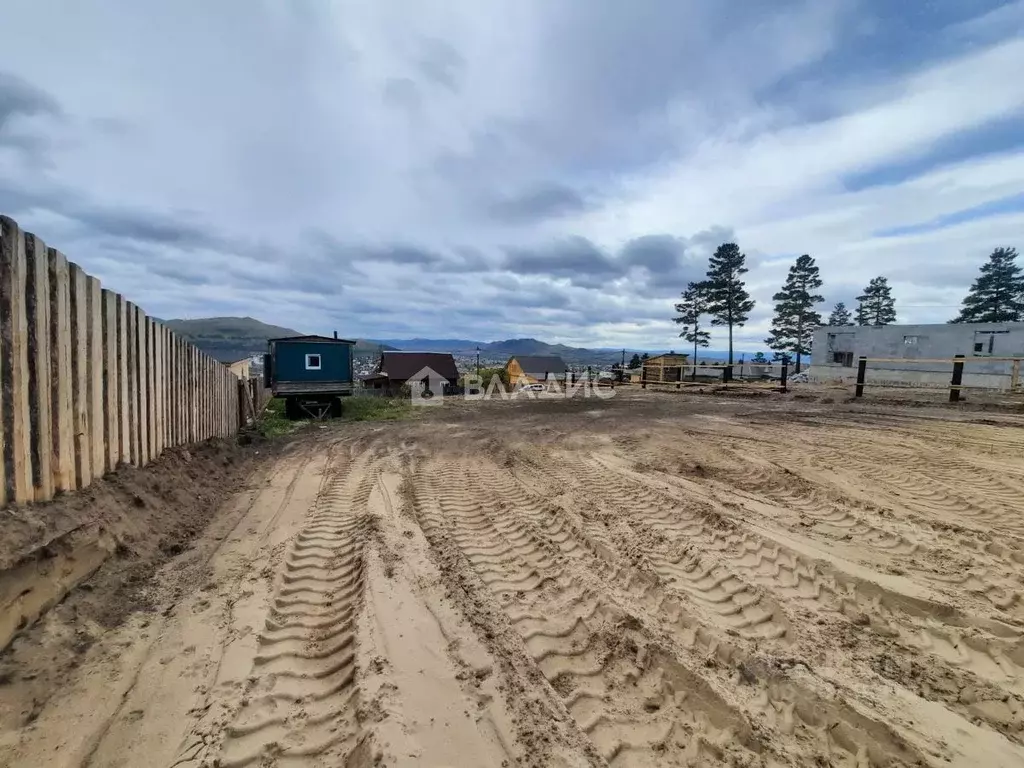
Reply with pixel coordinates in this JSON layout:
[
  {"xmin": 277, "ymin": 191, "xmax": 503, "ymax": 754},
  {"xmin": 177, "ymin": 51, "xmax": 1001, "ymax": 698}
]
[{"xmin": 305, "ymin": 354, "xmax": 322, "ymax": 370}]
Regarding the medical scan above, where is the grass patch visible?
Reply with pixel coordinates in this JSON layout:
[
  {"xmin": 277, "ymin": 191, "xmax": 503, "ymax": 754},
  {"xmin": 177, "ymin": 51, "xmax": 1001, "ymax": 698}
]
[
  {"xmin": 254, "ymin": 396, "xmax": 414, "ymax": 437},
  {"xmin": 341, "ymin": 396, "xmax": 414, "ymax": 422},
  {"xmin": 256, "ymin": 398, "xmax": 306, "ymax": 438}
]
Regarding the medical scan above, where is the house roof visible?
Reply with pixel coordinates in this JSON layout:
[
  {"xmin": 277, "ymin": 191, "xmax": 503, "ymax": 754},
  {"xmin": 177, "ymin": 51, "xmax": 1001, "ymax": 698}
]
[
  {"xmin": 644, "ymin": 353, "xmax": 688, "ymax": 363},
  {"xmin": 509, "ymin": 355, "xmax": 568, "ymax": 376},
  {"xmin": 269, "ymin": 334, "xmax": 357, "ymax": 344},
  {"xmin": 378, "ymin": 351, "xmax": 459, "ymax": 382}
]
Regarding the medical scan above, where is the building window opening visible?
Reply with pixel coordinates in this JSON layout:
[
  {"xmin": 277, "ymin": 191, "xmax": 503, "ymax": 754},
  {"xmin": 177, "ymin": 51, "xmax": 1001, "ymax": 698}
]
[
  {"xmin": 305, "ymin": 354, "xmax": 322, "ymax": 370},
  {"xmin": 832, "ymin": 351, "xmax": 854, "ymax": 367},
  {"xmin": 973, "ymin": 329, "xmax": 1008, "ymax": 356}
]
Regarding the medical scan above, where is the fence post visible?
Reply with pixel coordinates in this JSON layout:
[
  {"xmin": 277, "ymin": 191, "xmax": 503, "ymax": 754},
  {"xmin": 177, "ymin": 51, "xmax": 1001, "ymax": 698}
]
[
  {"xmin": 238, "ymin": 379, "xmax": 247, "ymax": 428},
  {"xmin": 950, "ymin": 354, "xmax": 965, "ymax": 403},
  {"xmin": 1012, "ymin": 359, "xmax": 1021, "ymax": 392},
  {"xmin": 855, "ymin": 356, "xmax": 867, "ymax": 398},
  {"xmin": 1, "ymin": 217, "xmax": 34, "ymax": 504},
  {"xmin": 25, "ymin": 232, "xmax": 54, "ymax": 502},
  {"xmin": 50, "ymin": 248, "xmax": 75, "ymax": 491},
  {"xmin": 780, "ymin": 360, "xmax": 788, "ymax": 393},
  {"xmin": 723, "ymin": 364, "xmax": 732, "ymax": 383}
]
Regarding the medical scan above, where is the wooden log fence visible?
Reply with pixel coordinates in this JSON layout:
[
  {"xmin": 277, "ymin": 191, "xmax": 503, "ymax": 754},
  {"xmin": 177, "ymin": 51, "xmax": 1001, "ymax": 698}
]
[
  {"xmin": 853, "ymin": 354, "xmax": 1024, "ymax": 401},
  {"xmin": 0, "ymin": 215, "xmax": 241, "ymax": 507}
]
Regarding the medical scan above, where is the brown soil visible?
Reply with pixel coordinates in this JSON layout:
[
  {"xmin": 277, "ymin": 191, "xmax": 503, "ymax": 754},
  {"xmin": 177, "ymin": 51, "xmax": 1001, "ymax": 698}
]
[
  {"xmin": 3, "ymin": 390, "xmax": 1024, "ymax": 767},
  {"xmin": 0, "ymin": 436, "xmax": 270, "ymax": 741}
]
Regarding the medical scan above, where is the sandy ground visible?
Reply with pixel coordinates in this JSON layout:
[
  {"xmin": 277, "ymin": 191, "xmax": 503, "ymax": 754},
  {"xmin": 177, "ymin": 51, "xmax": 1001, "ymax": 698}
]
[{"xmin": 3, "ymin": 390, "xmax": 1024, "ymax": 767}]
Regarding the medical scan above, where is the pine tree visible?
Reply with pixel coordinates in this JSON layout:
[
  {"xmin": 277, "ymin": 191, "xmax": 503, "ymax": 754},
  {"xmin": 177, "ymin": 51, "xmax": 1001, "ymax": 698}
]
[
  {"xmin": 641, "ymin": 352, "xmax": 649, "ymax": 363},
  {"xmin": 703, "ymin": 243, "xmax": 755, "ymax": 365},
  {"xmin": 628, "ymin": 353, "xmax": 642, "ymax": 369},
  {"xmin": 751, "ymin": 351, "xmax": 768, "ymax": 364},
  {"xmin": 827, "ymin": 302, "xmax": 854, "ymax": 326},
  {"xmin": 673, "ymin": 281, "xmax": 711, "ymax": 381},
  {"xmin": 951, "ymin": 247, "xmax": 1024, "ymax": 323},
  {"xmin": 856, "ymin": 277, "xmax": 897, "ymax": 326},
  {"xmin": 764, "ymin": 254, "xmax": 823, "ymax": 373}
]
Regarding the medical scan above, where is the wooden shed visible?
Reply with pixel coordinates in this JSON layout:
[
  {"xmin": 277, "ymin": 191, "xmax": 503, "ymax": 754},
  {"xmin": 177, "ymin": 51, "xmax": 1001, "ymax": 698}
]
[
  {"xmin": 506, "ymin": 355, "xmax": 569, "ymax": 384},
  {"xmin": 642, "ymin": 353, "xmax": 689, "ymax": 383}
]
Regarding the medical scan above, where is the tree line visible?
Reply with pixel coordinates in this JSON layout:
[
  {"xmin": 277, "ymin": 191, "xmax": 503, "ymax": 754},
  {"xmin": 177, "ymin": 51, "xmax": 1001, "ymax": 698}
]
[{"xmin": 672, "ymin": 244, "xmax": 1024, "ymax": 373}]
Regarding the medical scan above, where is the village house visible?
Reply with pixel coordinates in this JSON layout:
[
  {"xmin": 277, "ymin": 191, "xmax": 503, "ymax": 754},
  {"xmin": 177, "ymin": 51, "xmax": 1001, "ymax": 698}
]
[
  {"xmin": 505, "ymin": 355, "xmax": 569, "ymax": 384},
  {"xmin": 362, "ymin": 351, "xmax": 460, "ymax": 395}
]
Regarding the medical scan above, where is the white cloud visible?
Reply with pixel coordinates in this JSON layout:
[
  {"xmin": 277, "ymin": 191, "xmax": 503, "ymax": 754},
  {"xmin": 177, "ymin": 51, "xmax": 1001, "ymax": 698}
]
[{"xmin": 1, "ymin": 1, "xmax": 1023, "ymax": 350}]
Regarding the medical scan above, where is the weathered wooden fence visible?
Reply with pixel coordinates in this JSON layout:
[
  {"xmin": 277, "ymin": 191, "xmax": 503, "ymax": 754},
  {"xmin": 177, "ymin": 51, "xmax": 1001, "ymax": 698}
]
[{"xmin": 0, "ymin": 215, "xmax": 240, "ymax": 507}]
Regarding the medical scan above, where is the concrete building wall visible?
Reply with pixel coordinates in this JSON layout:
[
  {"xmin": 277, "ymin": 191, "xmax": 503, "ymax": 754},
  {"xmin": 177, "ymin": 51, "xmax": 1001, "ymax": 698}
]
[{"xmin": 808, "ymin": 322, "xmax": 1024, "ymax": 388}]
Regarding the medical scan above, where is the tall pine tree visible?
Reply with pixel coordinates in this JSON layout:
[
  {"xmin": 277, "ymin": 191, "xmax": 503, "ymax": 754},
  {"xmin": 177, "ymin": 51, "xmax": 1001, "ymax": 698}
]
[
  {"xmin": 856, "ymin": 277, "xmax": 896, "ymax": 326},
  {"xmin": 827, "ymin": 302, "xmax": 854, "ymax": 326},
  {"xmin": 703, "ymin": 243, "xmax": 755, "ymax": 365},
  {"xmin": 764, "ymin": 254, "xmax": 823, "ymax": 373},
  {"xmin": 673, "ymin": 281, "xmax": 710, "ymax": 380},
  {"xmin": 951, "ymin": 247, "xmax": 1024, "ymax": 323}
]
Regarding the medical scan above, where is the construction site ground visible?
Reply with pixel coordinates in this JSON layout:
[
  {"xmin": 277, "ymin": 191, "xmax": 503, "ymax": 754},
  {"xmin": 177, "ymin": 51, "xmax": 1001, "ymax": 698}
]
[{"xmin": 3, "ymin": 388, "xmax": 1024, "ymax": 767}]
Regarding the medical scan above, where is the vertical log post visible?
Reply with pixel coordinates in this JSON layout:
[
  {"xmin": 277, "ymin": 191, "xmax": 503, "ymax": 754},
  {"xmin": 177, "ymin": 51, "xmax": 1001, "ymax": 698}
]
[
  {"xmin": 50, "ymin": 249, "xmax": 74, "ymax": 491},
  {"xmin": 69, "ymin": 263, "xmax": 92, "ymax": 488},
  {"xmin": 1, "ymin": 217, "xmax": 34, "ymax": 503},
  {"xmin": 102, "ymin": 290, "xmax": 119, "ymax": 472},
  {"xmin": 25, "ymin": 233, "xmax": 53, "ymax": 501},
  {"xmin": 950, "ymin": 354, "xmax": 965, "ymax": 403},
  {"xmin": 115, "ymin": 296, "xmax": 128, "ymax": 466},
  {"xmin": 137, "ymin": 307, "xmax": 149, "ymax": 465},
  {"xmin": 855, "ymin": 356, "xmax": 867, "ymax": 398},
  {"xmin": 87, "ymin": 277, "xmax": 104, "ymax": 479}
]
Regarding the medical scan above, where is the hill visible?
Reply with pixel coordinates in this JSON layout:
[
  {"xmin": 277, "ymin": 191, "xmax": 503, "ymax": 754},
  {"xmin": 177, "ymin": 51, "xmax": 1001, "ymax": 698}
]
[
  {"xmin": 374, "ymin": 338, "xmax": 483, "ymax": 353},
  {"xmin": 164, "ymin": 316, "xmax": 391, "ymax": 361},
  {"xmin": 163, "ymin": 317, "xmax": 300, "ymax": 362}
]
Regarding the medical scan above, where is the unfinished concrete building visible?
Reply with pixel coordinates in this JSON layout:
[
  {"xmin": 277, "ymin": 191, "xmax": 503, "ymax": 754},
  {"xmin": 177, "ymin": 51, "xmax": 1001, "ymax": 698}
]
[{"xmin": 808, "ymin": 322, "xmax": 1024, "ymax": 389}]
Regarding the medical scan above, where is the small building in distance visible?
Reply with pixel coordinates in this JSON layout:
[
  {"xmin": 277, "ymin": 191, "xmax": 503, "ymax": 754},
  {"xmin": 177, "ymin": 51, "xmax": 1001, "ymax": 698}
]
[
  {"xmin": 223, "ymin": 357, "xmax": 252, "ymax": 379},
  {"xmin": 642, "ymin": 353, "xmax": 689, "ymax": 384},
  {"xmin": 363, "ymin": 351, "xmax": 460, "ymax": 394},
  {"xmin": 808, "ymin": 322, "xmax": 1024, "ymax": 389},
  {"xmin": 505, "ymin": 355, "xmax": 569, "ymax": 383}
]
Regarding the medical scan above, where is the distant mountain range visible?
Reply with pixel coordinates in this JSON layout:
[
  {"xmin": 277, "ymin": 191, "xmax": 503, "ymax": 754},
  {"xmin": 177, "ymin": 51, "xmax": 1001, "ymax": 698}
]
[
  {"xmin": 164, "ymin": 317, "xmax": 740, "ymax": 368},
  {"xmin": 163, "ymin": 317, "xmax": 392, "ymax": 362}
]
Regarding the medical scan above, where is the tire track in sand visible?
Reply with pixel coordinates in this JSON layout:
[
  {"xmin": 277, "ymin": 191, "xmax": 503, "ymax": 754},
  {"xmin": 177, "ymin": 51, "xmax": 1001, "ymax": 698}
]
[
  {"xmin": 413, "ymin": 460, "xmax": 767, "ymax": 767},
  {"xmin": 504, "ymin": 452, "xmax": 940, "ymax": 765},
  {"xmin": 173, "ymin": 455, "xmax": 374, "ymax": 768},
  {"xmin": 535, "ymin": 452, "xmax": 792, "ymax": 643},
  {"xmin": 574, "ymin": 453, "xmax": 1024, "ymax": 738}
]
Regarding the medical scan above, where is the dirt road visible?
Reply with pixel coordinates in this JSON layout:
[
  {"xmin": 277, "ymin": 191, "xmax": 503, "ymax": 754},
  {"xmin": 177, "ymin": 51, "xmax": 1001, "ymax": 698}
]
[{"xmin": 4, "ymin": 391, "xmax": 1024, "ymax": 767}]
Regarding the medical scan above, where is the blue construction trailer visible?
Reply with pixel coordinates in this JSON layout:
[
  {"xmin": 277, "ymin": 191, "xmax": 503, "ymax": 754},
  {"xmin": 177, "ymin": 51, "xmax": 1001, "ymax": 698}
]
[{"xmin": 264, "ymin": 333, "xmax": 356, "ymax": 419}]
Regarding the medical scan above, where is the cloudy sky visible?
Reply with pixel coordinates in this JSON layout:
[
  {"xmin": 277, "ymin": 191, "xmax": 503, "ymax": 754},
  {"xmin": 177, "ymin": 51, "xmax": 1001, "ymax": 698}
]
[{"xmin": 2, "ymin": 0, "xmax": 1023, "ymax": 350}]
